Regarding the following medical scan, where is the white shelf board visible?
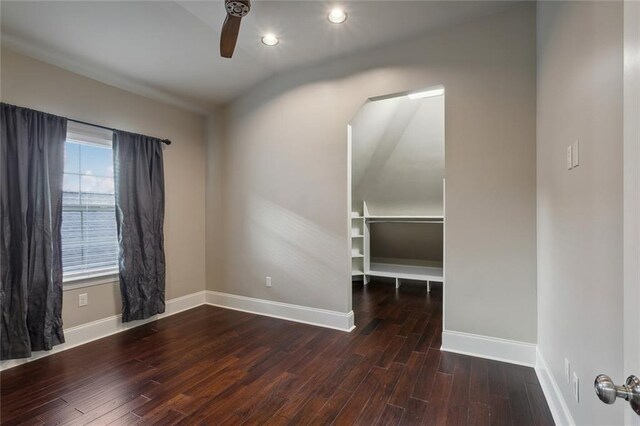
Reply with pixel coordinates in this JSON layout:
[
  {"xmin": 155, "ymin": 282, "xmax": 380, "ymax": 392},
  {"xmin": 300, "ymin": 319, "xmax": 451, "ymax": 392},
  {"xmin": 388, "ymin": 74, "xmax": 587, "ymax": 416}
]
[
  {"xmin": 365, "ymin": 215, "xmax": 443, "ymax": 220},
  {"xmin": 351, "ymin": 253, "xmax": 364, "ymax": 258},
  {"xmin": 351, "ymin": 234, "xmax": 364, "ymax": 238},
  {"xmin": 366, "ymin": 262, "xmax": 443, "ymax": 282},
  {"xmin": 351, "ymin": 270, "xmax": 364, "ymax": 276}
]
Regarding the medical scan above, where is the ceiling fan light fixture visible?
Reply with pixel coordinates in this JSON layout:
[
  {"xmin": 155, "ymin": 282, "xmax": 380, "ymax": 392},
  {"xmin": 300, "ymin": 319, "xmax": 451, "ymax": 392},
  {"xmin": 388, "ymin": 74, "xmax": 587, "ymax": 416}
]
[
  {"xmin": 327, "ymin": 8, "xmax": 347, "ymax": 24},
  {"xmin": 261, "ymin": 33, "xmax": 279, "ymax": 46}
]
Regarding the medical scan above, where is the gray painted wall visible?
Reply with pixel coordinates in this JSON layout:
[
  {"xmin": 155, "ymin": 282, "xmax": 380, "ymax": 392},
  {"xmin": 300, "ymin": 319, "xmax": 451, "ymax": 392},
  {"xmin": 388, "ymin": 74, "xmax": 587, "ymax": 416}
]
[
  {"xmin": 370, "ymin": 223, "xmax": 443, "ymax": 264},
  {"xmin": 1, "ymin": 48, "xmax": 207, "ymax": 329},
  {"xmin": 351, "ymin": 94, "xmax": 444, "ymax": 265},
  {"xmin": 351, "ymin": 95, "xmax": 445, "ymax": 217},
  {"xmin": 207, "ymin": 5, "xmax": 537, "ymax": 343},
  {"xmin": 537, "ymin": 2, "xmax": 624, "ymax": 424}
]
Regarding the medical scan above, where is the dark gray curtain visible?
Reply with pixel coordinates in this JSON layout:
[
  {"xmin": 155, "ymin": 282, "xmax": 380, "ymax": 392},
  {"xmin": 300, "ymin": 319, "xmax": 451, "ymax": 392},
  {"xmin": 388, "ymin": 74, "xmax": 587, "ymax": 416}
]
[
  {"xmin": 0, "ymin": 103, "xmax": 67, "ymax": 360},
  {"xmin": 113, "ymin": 130, "xmax": 166, "ymax": 323}
]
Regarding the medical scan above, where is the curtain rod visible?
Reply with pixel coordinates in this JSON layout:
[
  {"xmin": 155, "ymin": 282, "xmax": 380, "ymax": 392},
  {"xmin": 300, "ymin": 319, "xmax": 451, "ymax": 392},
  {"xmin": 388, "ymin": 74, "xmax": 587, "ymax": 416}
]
[
  {"xmin": 68, "ymin": 118, "xmax": 172, "ymax": 145},
  {"xmin": 2, "ymin": 103, "xmax": 172, "ymax": 145}
]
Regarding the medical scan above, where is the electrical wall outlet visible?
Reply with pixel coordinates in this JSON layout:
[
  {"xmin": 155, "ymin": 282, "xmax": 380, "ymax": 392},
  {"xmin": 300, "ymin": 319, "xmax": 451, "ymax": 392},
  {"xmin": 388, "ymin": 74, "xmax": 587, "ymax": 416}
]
[
  {"xmin": 78, "ymin": 293, "xmax": 88, "ymax": 307},
  {"xmin": 266, "ymin": 276, "xmax": 272, "ymax": 288},
  {"xmin": 567, "ymin": 145, "xmax": 573, "ymax": 170},
  {"xmin": 564, "ymin": 358, "xmax": 571, "ymax": 384},
  {"xmin": 572, "ymin": 371, "xmax": 580, "ymax": 402}
]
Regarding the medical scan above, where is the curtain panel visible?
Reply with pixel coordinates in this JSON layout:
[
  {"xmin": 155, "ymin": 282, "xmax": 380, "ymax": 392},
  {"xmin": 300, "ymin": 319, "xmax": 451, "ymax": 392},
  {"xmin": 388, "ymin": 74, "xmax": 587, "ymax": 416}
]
[
  {"xmin": 0, "ymin": 103, "xmax": 67, "ymax": 360},
  {"xmin": 112, "ymin": 131, "xmax": 166, "ymax": 322}
]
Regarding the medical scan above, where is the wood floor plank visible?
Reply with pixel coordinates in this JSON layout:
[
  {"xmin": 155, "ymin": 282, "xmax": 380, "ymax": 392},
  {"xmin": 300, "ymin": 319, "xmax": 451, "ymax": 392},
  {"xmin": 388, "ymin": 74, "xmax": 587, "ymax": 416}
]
[
  {"xmin": 376, "ymin": 335, "xmax": 406, "ymax": 368},
  {"xmin": 354, "ymin": 363, "xmax": 403, "ymax": 425},
  {"xmin": 393, "ymin": 333, "xmax": 421, "ymax": 364},
  {"xmin": 310, "ymin": 388, "xmax": 353, "ymax": 425},
  {"xmin": 375, "ymin": 404, "xmax": 404, "ymax": 426},
  {"xmin": 0, "ymin": 283, "xmax": 554, "ymax": 426},
  {"xmin": 445, "ymin": 357, "xmax": 472, "ymax": 425},
  {"xmin": 525, "ymin": 382, "xmax": 555, "ymax": 426},
  {"xmin": 489, "ymin": 395, "xmax": 512, "ymax": 426},
  {"xmin": 389, "ymin": 351, "xmax": 426, "ymax": 408},
  {"xmin": 468, "ymin": 401, "xmax": 491, "ymax": 426},
  {"xmin": 468, "ymin": 357, "xmax": 491, "ymax": 405},
  {"xmin": 412, "ymin": 348, "xmax": 441, "ymax": 401},
  {"xmin": 399, "ymin": 397, "xmax": 428, "ymax": 425},
  {"xmin": 504, "ymin": 364, "xmax": 535, "ymax": 425},
  {"xmin": 332, "ymin": 368, "xmax": 381, "ymax": 426},
  {"xmin": 423, "ymin": 372, "xmax": 453, "ymax": 424}
]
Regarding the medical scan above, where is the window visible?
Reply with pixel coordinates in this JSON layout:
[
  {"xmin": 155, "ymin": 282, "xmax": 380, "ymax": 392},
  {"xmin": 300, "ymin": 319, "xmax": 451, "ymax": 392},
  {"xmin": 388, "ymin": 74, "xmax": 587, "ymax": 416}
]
[{"xmin": 62, "ymin": 123, "xmax": 118, "ymax": 283}]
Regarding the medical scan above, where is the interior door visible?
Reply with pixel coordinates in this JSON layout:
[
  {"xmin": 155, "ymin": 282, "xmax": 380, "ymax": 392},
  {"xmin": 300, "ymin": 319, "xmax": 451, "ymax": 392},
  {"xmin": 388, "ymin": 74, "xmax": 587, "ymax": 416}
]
[
  {"xmin": 594, "ymin": 3, "xmax": 640, "ymax": 423},
  {"xmin": 623, "ymin": 1, "xmax": 640, "ymax": 424}
]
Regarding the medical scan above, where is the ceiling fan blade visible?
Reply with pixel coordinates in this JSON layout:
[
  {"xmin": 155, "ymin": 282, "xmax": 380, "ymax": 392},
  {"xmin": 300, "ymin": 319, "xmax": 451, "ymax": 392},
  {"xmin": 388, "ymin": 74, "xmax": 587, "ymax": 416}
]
[{"xmin": 220, "ymin": 14, "xmax": 242, "ymax": 58}]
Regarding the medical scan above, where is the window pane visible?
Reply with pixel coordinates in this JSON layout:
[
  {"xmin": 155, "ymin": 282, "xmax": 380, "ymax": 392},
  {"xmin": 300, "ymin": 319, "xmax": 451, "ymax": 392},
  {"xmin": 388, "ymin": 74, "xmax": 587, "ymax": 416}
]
[
  {"xmin": 81, "ymin": 192, "xmax": 115, "ymax": 206},
  {"xmin": 80, "ymin": 144, "xmax": 113, "ymax": 177},
  {"xmin": 63, "ymin": 173, "xmax": 80, "ymax": 205},
  {"xmin": 62, "ymin": 136, "xmax": 118, "ymax": 281},
  {"xmin": 80, "ymin": 175, "xmax": 114, "ymax": 195},
  {"xmin": 65, "ymin": 142, "xmax": 80, "ymax": 174}
]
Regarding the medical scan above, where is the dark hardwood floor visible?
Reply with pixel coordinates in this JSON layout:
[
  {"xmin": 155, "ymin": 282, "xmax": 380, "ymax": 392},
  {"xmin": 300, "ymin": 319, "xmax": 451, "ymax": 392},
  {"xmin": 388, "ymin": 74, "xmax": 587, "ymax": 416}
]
[{"xmin": 0, "ymin": 281, "xmax": 554, "ymax": 425}]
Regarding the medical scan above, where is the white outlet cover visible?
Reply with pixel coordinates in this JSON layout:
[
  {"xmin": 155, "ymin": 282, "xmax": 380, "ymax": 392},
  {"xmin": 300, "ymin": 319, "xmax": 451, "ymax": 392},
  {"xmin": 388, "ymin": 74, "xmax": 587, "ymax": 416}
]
[
  {"xmin": 266, "ymin": 276, "xmax": 272, "ymax": 287},
  {"xmin": 572, "ymin": 371, "xmax": 579, "ymax": 402},
  {"xmin": 567, "ymin": 145, "xmax": 573, "ymax": 170},
  {"xmin": 78, "ymin": 293, "xmax": 88, "ymax": 307},
  {"xmin": 564, "ymin": 358, "xmax": 570, "ymax": 384}
]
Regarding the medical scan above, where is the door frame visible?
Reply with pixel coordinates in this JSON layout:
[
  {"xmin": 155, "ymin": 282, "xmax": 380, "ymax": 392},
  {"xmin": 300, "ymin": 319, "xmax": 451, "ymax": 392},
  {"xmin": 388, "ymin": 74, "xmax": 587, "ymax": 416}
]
[
  {"xmin": 346, "ymin": 88, "xmax": 447, "ymax": 326},
  {"xmin": 623, "ymin": 1, "xmax": 640, "ymax": 424}
]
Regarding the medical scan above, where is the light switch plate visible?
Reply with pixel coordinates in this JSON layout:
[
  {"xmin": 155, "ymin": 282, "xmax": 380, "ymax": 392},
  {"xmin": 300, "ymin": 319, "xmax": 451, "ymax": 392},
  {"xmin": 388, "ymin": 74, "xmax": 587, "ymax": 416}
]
[
  {"xmin": 564, "ymin": 358, "xmax": 571, "ymax": 384},
  {"xmin": 572, "ymin": 371, "xmax": 580, "ymax": 402},
  {"xmin": 571, "ymin": 140, "xmax": 579, "ymax": 168},
  {"xmin": 266, "ymin": 276, "xmax": 272, "ymax": 288},
  {"xmin": 567, "ymin": 145, "xmax": 573, "ymax": 170}
]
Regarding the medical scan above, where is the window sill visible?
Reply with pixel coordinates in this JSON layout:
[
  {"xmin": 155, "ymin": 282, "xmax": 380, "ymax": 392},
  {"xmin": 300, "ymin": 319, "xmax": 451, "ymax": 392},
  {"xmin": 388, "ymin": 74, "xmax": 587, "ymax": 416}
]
[{"xmin": 63, "ymin": 273, "xmax": 119, "ymax": 291}]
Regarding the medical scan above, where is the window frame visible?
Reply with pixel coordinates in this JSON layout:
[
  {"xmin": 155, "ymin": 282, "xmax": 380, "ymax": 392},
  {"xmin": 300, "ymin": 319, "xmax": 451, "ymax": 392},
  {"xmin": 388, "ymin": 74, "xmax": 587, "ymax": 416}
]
[{"xmin": 62, "ymin": 122, "xmax": 119, "ymax": 291}]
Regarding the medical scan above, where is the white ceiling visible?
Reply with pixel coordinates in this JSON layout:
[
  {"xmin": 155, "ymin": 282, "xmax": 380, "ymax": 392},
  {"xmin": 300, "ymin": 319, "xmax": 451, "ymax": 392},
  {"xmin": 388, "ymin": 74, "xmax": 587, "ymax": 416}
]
[{"xmin": 1, "ymin": 1, "xmax": 516, "ymax": 113}]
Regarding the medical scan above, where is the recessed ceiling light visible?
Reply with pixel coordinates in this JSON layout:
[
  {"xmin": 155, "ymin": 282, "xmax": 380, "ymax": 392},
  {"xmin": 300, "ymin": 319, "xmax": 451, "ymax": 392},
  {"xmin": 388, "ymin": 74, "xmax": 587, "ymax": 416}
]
[
  {"xmin": 327, "ymin": 8, "xmax": 348, "ymax": 24},
  {"xmin": 407, "ymin": 88, "xmax": 445, "ymax": 100},
  {"xmin": 261, "ymin": 33, "xmax": 279, "ymax": 46}
]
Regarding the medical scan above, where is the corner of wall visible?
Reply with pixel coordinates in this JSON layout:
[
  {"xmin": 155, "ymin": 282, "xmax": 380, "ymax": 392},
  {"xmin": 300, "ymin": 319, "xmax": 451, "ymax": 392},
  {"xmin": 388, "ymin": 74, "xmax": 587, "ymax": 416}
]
[{"xmin": 205, "ymin": 109, "xmax": 226, "ymax": 292}]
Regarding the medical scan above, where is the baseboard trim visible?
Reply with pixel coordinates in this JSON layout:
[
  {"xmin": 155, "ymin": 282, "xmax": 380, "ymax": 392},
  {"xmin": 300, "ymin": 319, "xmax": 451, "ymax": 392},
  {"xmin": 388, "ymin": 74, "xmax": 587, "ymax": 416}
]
[
  {"xmin": 0, "ymin": 291, "xmax": 206, "ymax": 371},
  {"xmin": 535, "ymin": 347, "xmax": 575, "ymax": 426},
  {"xmin": 441, "ymin": 330, "xmax": 537, "ymax": 367},
  {"xmin": 0, "ymin": 291, "xmax": 566, "ymax": 426},
  {"xmin": 205, "ymin": 291, "xmax": 355, "ymax": 332},
  {"xmin": 1, "ymin": 290, "xmax": 355, "ymax": 371}
]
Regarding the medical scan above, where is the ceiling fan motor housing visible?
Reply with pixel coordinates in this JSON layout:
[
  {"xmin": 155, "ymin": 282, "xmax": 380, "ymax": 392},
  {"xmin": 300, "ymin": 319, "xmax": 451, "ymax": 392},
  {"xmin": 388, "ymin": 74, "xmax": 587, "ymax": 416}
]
[{"xmin": 226, "ymin": 0, "xmax": 251, "ymax": 18}]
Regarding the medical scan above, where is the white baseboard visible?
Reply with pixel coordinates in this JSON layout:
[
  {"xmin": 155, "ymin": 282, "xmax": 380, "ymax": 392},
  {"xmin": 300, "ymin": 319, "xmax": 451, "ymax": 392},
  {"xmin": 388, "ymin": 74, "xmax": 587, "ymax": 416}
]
[
  {"xmin": 1, "ymin": 290, "xmax": 355, "ymax": 371},
  {"xmin": 440, "ymin": 331, "xmax": 570, "ymax": 425},
  {"xmin": 535, "ymin": 347, "xmax": 575, "ymax": 426},
  {"xmin": 205, "ymin": 291, "xmax": 355, "ymax": 332},
  {"xmin": 0, "ymin": 291, "xmax": 206, "ymax": 371},
  {"xmin": 441, "ymin": 330, "xmax": 537, "ymax": 367},
  {"xmin": 1, "ymin": 290, "xmax": 566, "ymax": 426}
]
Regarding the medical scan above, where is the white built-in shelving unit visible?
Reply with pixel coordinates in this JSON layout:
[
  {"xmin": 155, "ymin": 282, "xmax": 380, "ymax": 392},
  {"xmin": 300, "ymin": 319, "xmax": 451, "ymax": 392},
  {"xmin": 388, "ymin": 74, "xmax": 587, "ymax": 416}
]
[
  {"xmin": 351, "ymin": 212, "xmax": 366, "ymax": 278},
  {"xmin": 360, "ymin": 201, "xmax": 444, "ymax": 291}
]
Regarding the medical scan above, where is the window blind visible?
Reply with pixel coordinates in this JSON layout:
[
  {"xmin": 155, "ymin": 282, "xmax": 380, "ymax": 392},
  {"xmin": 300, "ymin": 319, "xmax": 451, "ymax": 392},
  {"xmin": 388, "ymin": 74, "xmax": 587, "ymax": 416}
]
[{"xmin": 61, "ymin": 123, "xmax": 119, "ymax": 281}]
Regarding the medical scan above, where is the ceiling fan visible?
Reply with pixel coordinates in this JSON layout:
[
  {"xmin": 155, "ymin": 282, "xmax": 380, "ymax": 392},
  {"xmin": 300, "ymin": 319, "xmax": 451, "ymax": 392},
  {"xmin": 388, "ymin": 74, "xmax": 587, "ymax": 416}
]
[{"xmin": 220, "ymin": 0, "xmax": 251, "ymax": 58}]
